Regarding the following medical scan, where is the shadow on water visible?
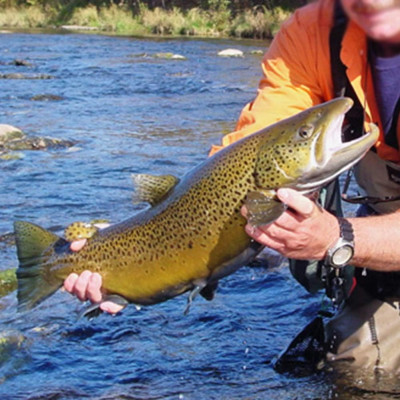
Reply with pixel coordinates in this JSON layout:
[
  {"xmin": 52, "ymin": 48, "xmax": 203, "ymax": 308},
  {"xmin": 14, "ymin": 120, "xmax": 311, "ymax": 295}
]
[{"xmin": 1, "ymin": 32, "xmax": 400, "ymax": 399}]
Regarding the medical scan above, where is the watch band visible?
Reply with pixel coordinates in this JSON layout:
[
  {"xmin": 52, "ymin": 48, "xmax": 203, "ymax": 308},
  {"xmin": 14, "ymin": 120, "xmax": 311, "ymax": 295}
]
[{"xmin": 338, "ymin": 217, "xmax": 354, "ymax": 243}]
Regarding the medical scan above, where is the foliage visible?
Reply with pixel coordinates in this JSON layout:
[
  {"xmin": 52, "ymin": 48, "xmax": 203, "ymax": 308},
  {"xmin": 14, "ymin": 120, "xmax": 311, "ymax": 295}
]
[
  {"xmin": 230, "ymin": 5, "xmax": 290, "ymax": 38},
  {"xmin": 0, "ymin": 5, "xmax": 49, "ymax": 27},
  {"xmin": 0, "ymin": 0, "xmax": 301, "ymax": 38}
]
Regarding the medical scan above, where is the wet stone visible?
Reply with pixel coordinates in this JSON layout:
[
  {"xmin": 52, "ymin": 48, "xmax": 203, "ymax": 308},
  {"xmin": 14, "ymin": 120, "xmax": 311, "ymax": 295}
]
[
  {"xmin": 0, "ymin": 125, "xmax": 76, "ymax": 155},
  {"xmin": 0, "ymin": 125, "xmax": 25, "ymax": 144},
  {"xmin": 0, "ymin": 73, "xmax": 54, "ymax": 79},
  {"xmin": 31, "ymin": 94, "xmax": 64, "ymax": 101},
  {"xmin": 3, "ymin": 137, "xmax": 76, "ymax": 151},
  {"xmin": 11, "ymin": 59, "xmax": 33, "ymax": 67},
  {"xmin": 0, "ymin": 269, "xmax": 17, "ymax": 298}
]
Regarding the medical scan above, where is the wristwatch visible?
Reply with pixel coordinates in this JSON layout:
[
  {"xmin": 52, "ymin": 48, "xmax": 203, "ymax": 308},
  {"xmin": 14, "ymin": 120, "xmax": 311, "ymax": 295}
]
[{"xmin": 325, "ymin": 218, "xmax": 355, "ymax": 268}]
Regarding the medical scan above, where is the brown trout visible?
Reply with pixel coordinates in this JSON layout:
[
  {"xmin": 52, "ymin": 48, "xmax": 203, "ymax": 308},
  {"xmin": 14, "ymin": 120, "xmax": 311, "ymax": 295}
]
[{"xmin": 14, "ymin": 98, "xmax": 378, "ymax": 313}]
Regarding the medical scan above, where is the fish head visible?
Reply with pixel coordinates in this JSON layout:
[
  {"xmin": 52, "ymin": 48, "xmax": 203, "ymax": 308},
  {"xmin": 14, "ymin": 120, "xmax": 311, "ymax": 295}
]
[{"xmin": 254, "ymin": 97, "xmax": 379, "ymax": 191}]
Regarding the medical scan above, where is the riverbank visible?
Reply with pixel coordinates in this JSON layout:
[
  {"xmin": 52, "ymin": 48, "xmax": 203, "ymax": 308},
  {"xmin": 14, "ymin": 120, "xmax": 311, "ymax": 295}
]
[{"xmin": 0, "ymin": 4, "xmax": 291, "ymax": 39}]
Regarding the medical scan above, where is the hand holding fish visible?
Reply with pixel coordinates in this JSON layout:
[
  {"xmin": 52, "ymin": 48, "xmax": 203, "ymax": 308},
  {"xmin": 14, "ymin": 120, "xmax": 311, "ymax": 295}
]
[
  {"xmin": 242, "ymin": 188, "xmax": 340, "ymax": 260},
  {"xmin": 64, "ymin": 240, "xmax": 124, "ymax": 314}
]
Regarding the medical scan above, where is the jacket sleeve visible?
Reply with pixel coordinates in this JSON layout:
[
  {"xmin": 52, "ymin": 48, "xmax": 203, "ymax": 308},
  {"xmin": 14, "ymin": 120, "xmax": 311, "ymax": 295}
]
[{"xmin": 209, "ymin": 8, "xmax": 330, "ymax": 156}]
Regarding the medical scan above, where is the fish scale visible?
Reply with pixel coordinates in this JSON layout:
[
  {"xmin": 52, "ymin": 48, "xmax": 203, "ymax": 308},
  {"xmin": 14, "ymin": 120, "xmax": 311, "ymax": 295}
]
[{"xmin": 14, "ymin": 98, "xmax": 379, "ymax": 314}]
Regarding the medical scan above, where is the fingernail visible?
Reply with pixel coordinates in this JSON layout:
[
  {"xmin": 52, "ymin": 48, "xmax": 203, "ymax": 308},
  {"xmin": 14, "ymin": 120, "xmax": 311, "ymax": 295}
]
[{"xmin": 277, "ymin": 188, "xmax": 288, "ymax": 201}]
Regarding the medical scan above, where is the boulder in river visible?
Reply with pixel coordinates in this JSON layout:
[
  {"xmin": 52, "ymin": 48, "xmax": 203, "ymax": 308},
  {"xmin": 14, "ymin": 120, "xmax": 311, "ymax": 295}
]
[
  {"xmin": 0, "ymin": 268, "xmax": 17, "ymax": 298},
  {"xmin": 217, "ymin": 49, "xmax": 244, "ymax": 57},
  {"xmin": 0, "ymin": 125, "xmax": 25, "ymax": 144},
  {"xmin": 0, "ymin": 124, "xmax": 76, "ymax": 154},
  {"xmin": 0, "ymin": 73, "xmax": 54, "ymax": 80},
  {"xmin": 11, "ymin": 59, "xmax": 33, "ymax": 67},
  {"xmin": 31, "ymin": 94, "xmax": 64, "ymax": 101},
  {"xmin": 153, "ymin": 52, "xmax": 186, "ymax": 60}
]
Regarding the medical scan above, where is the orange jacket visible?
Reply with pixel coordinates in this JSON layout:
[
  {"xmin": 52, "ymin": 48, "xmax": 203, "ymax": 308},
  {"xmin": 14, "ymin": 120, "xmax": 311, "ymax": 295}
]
[{"xmin": 209, "ymin": 0, "xmax": 398, "ymax": 162}]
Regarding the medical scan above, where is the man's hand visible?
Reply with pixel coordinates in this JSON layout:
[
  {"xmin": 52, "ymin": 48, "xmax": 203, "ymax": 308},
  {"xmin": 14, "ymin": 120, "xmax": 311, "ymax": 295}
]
[
  {"xmin": 242, "ymin": 188, "xmax": 340, "ymax": 260},
  {"xmin": 63, "ymin": 236, "xmax": 124, "ymax": 314}
]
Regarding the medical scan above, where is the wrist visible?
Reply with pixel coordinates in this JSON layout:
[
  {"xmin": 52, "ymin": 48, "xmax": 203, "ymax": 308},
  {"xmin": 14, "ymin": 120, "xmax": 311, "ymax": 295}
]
[{"xmin": 325, "ymin": 218, "xmax": 355, "ymax": 267}]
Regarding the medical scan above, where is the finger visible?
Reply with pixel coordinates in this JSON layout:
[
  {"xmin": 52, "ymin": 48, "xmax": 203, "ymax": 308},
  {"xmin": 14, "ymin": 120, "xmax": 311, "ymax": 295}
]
[
  {"xmin": 86, "ymin": 272, "xmax": 103, "ymax": 304},
  {"xmin": 244, "ymin": 223, "xmax": 285, "ymax": 251},
  {"xmin": 100, "ymin": 301, "xmax": 125, "ymax": 314},
  {"xmin": 70, "ymin": 238, "xmax": 87, "ymax": 252},
  {"xmin": 73, "ymin": 270, "xmax": 92, "ymax": 301},
  {"xmin": 277, "ymin": 188, "xmax": 315, "ymax": 218},
  {"xmin": 93, "ymin": 223, "xmax": 110, "ymax": 230},
  {"xmin": 273, "ymin": 208, "xmax": 304, "ymax": 230},
  {"xmin": 63, "ymin": 273, "xmax": 79, "ymax": 292}
]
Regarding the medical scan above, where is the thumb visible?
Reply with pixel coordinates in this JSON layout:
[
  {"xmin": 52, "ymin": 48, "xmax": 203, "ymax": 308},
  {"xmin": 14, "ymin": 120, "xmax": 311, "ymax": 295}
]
[
  {"xmin": 277, "ymin": 188, "xmax": 315, "ymax": 218},
  {"xmin": 70, "ymin": 238, "xmax": 87, "ymax": 252}
]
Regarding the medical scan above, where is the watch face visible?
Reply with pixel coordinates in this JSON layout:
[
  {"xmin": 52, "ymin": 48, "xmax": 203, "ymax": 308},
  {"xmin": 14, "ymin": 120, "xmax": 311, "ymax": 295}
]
[{"xmin": 332, "ymin": 244, "xmax": 354, "ymax": 266}]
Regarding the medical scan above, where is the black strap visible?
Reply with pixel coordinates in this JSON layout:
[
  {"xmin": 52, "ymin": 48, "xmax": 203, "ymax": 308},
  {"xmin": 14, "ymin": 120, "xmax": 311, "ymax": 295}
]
[
  {"xmin": 329, "ymin": 0, "xmax": 365, "ymax": 142},
  {"xmin": 330, "ymin": 0, "xmax": 348, "ymax": 98},
  {"xmin": 386, "ymin": 97, "xmax": 400, "ymax": 149}
]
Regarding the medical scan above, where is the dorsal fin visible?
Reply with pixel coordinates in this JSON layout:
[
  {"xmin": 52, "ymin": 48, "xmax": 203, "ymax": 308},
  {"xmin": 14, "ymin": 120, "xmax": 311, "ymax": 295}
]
[
  {"xmin": 64, "ymin": 221, "xmax": 99, "ymax": 241},
  {"xmin": 131, "ymin": 173, "xmax": 179, "ymax": 206}
]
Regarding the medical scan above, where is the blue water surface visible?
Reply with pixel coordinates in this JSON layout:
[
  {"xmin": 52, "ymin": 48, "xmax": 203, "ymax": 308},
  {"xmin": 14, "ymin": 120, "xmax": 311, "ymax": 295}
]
[{"xmin": 0, "ymin": 31, "xmax": 382, "ymax": 400}]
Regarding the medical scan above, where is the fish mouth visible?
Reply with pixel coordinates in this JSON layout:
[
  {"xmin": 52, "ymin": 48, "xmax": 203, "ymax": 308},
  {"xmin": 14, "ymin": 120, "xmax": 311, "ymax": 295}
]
[{"xmin": 298, "ymin": 97, "xmax": 379, "ymax": 190}]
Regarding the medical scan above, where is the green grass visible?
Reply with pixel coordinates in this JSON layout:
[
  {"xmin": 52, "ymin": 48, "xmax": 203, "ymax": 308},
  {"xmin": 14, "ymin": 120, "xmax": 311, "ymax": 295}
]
[
  {"xmin": 0, "ymin": 6, "xmax": 49, "ymax": 28},
  {"xmin": 0, "ymin": 4, "xmax": 291, "ymax": 39}
]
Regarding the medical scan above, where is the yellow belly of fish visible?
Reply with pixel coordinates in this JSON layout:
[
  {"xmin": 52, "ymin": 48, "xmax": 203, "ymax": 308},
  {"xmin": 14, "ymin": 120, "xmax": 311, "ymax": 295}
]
[{"xmin": 98, "ymin": 225, "xmax": 250, "ymax": 304}]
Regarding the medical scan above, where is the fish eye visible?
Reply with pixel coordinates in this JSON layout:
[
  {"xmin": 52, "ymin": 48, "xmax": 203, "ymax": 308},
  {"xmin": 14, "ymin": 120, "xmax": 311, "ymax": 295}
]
[{"xmin": 298, "ymin": 124, "xmax": 314, "ymax": 139}]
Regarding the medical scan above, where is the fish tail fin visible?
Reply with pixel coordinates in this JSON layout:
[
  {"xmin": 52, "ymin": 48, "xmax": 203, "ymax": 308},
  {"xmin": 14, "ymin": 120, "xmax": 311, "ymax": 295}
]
[{"xmin": 14, "ymin": 221, "xmax": 64, "ymax": 311}]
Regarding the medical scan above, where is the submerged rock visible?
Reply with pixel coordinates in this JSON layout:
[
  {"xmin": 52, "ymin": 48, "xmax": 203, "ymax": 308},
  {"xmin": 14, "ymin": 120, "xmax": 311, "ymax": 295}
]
[
  {"xmin": 31, "ymin": 94, "xmax": 64, "ymax": 101},
  {"xmin": 0, "ymin": 152, "xmax": 24, "ymax": 161},
  {"xmin": 0, "ymin": 329, "xmax": 26, "ymax": 368},
  {"xmin": 218, "ymin": 48, "xmax": 244, "ymax": 57},
  {"xmin": 0, "ymin": 124, "xmax": 76, "ymax": 156},
  {"xmin": 4, "ymin": 136, "xmax": 75, "ymax": 151},
  {"xmin": 0, "ymin": 269, "xmax": 17, "ymax": 298},
  {"xmin": 250, "ymin": 49, "xmax": 264, "ymax": 55},
  {"xmin": 11, "ymin": 59, "xmax": 33, "ymax": 67},
  {"xmin": 0, "ymin": 73, "xmax": 54, "ymax": 80},
  {"xmin": 153, "ymin": 52, "xmax": 186, "ymax": 60},
  {"xmin": 0, "ymin": 232, "xmax": 15, "ymax": 247},
  {"xmin": 128, "ymin": 52, "xmax": 187, "ymax": 61}
]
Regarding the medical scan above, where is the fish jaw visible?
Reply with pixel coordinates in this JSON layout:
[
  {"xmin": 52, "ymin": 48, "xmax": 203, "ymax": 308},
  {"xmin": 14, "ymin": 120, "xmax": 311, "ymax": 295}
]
[{"xmin": 296, "ymin": 115, "xmax": 379, "ymax": 191}]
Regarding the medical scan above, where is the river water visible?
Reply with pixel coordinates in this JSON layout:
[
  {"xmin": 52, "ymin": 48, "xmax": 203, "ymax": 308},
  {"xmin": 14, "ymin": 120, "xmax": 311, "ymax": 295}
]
[{"xmin": 0, "ymin": 31, "xmax": 391, "ymax": 400}]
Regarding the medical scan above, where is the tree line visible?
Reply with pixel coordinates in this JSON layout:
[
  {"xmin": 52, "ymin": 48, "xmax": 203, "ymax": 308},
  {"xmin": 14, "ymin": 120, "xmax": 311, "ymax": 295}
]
[{"xmin": 1, "ymin": 0, "xmax": 307, "ymax": 13}]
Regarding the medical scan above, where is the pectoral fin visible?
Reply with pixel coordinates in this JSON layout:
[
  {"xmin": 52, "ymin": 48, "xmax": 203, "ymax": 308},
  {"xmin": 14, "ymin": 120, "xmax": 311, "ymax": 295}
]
[
  {"xmin": 131, "ymin": 173, "xmax": 180, "ymax": 206},
  {"xmin": 245, "ymin": 191, "xmax": 287, "ymax": 227},
  {"xmin": 184, "ymin": 279, "xmax": 208, "ymax": 315}
]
